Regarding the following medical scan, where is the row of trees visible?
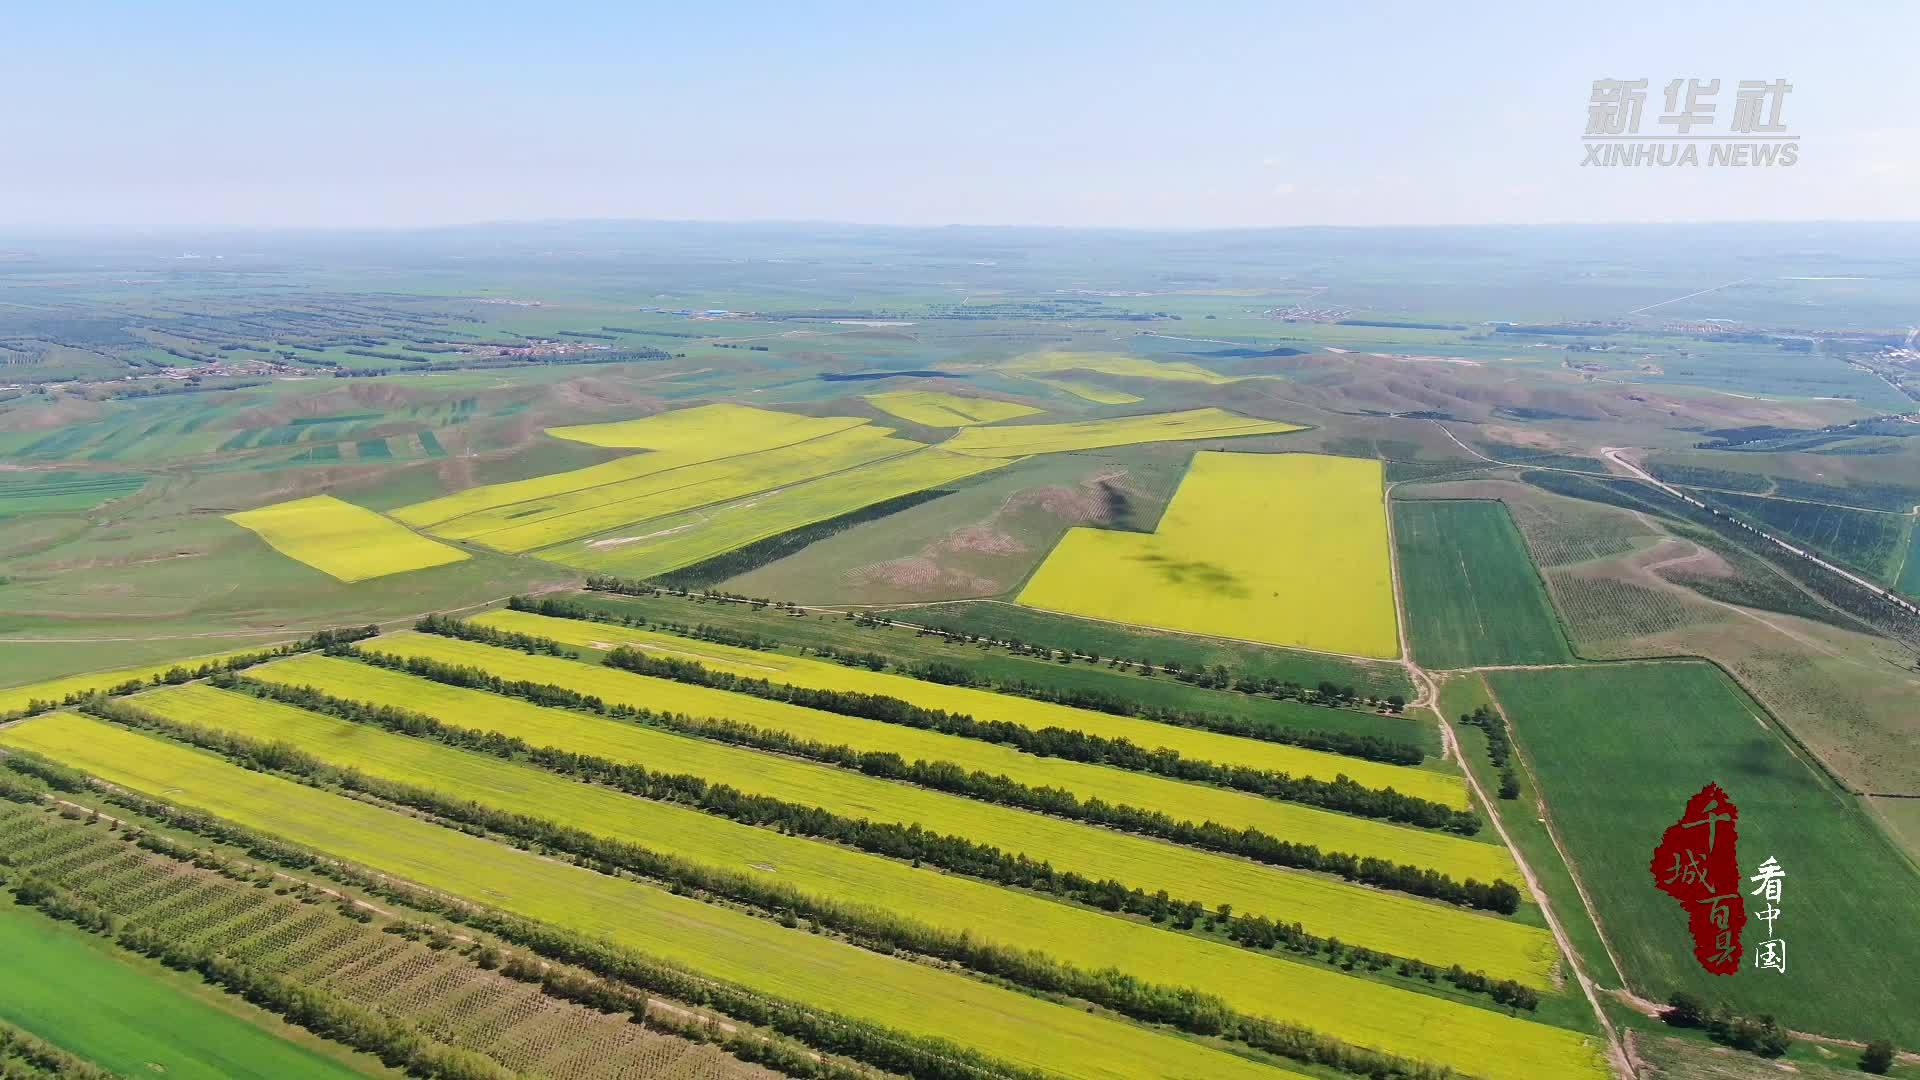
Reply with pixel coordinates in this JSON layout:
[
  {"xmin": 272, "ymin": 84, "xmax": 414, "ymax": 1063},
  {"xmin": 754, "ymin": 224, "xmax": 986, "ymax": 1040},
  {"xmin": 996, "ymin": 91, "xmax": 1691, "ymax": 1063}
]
[
  {"xmin": 74, "ymin": 696, "xmax": 1471, "ymax": 1080},
  {"xmin": 6, "ymin": 623, "xmax": 380, "ymax": 720},
  {"xmin": 588, "ymin": 639, "xmax": 1484, "ymax": 838},
  {"xmin": 8, "ymin": 874, "xmax": 515, "ymax": 1080},
  {"xmin": 577, "ymin": 579, "xmax": 1412, "ymax": 714},
  {"xmin": 283, "ymin": 653, "xmax": 1533, "ymax": 1011},
  {"xmin": 531, "ymin": 591, "xmax": 1423, "ymax": 760},
  {"xmin": 1457, "ymin": 706, "xmax": 1521, "ymax": 800},
  {"xmin": 429, "ymin": 607, "xmax": 1456, "ymax": 826},
  {"xmin": 7, "ymin": 753, "xmax": 1032, "ymax": 1080},
  {"xmin": 251, "ymin": 656, "xmax": 1522, "ymax": 923},
  {"xmin": 0, "ymin": 1014, "xmax": 116, "ymax": 1080}
]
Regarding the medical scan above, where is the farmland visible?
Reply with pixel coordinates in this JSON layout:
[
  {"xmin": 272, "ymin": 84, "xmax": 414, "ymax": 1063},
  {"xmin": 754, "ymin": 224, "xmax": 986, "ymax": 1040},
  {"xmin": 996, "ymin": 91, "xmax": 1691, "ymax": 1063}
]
[
  {"xmin": 1009, "ymin": 351, "xmax": 1241, "ymax": 385},
  {"xmin": 126, "ymin": 683, "xmax": 1601, "ymax": 1079},
  {"xmin": 0, "ymin": 805, "xmax": 760, "ymax": 1080},
  {"xmin": 862, "ymin": 390, "xmax": 1042, "ymax": 426},
  {"xmin": 0, "ymin": 712, "xmax": 1323, "ymax": 1080},
  {"xmin": 226, "ymin": 495, "xmax": 469, "ymax": 582},
  {"xmin": 0, "ymin": 471, "xmax": 145, "ymax": 519},
  {"xmin": 1393, "ymin": 500, "xmax": 1574, "ymax": 668},
  {"xmin": 10, "ymin": 220, "xmax": 1920, "ymax": 1078},
  {"xmin": 1486, "ymin": 663, "xmax": 1920, "ymax": 1044},
  {"xmin": 0, "ymin": 647, "xmax": 263, "ymax": 715},
  {"xmin": 432, "ymin": 614, "xmax": 1466, "ymax": 806},
  {"xmin": 1700, "ymin": 490, "xmax": 1913, "ymax": 583},
  {"xmin": 541, "ymin": 448, "xmax": 1009, "ymax": 577},
  {"xmin": 0, "ymin": 894, "xmax": 374, "ymax": 1078},
  {"xmin": 1904, "ymin": 528, "xmax": 1920, "ymax": 599},
  {"xmin": 393, "ymin": 405, "xmax": 874, "ymax": 529},
  {"xmin": 259, "ymin": 643, "xmax": 1556, "ymax": 980},
  {"xmin": 1019, "ymin": 452, "xmax": 1401, "ymax": 657},
  {"xmin": 1021, "ymin": 375, "xmax": 1143, "ymax": 404},
  {"xmin": 421, "ymin": 425, "xmax": 916, "ymax": 553},
  {"xmin": 256, "ymin": 647, "xmax": 1506, "ymax": 882},
  {"xmin": 544, "ymin": 403, "xmax": 866, "ymax": 451},
  {"xmin": 545, "ymin": 588, "xmax": 1430, "ymax": 746},
  {"xmin": 941, "ymin": 408, "xmax": 1300, "ymax": 457}
]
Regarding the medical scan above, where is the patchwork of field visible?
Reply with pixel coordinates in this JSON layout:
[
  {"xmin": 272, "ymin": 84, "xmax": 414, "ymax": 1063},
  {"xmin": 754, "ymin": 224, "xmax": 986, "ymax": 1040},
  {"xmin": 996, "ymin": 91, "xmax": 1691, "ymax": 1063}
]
[
  {"xmin": 1701, "ymin": 490, "xmax": 1914, "ymax": 583},
  {"xmin": 0, "ymin": 471, "xmax": 146, "ymax": 519},
  {"xmin": 312, "ymin": 639, "xmax": 1556, "ymax": 982},
  {"xmin": 0, "ymin": 647, "xmax": 261, "ymax": 715},
  {"xmin": 394, "ymin": 405, "xmax": 873, "ymax": 528},
  {"xmin": 226, "ymin": 495, "xmax": 469, "ymax": 582},
  {"xmin": 0, "ymin": 896, "xmax": 368, "ymax": 1079},
  {"xmin": 1019, "ymin": 452, "xmax": 1402, "ymax": 658},
  {"xmin": 542, "ymin": 448, "xmax": 1008, "ymax": 578},
  {"xmin": 0, "ymin": 712, "xmax": 1313, "ymax": 1080},
  {"xmin": 548, "ymin": 588, "xmax": 1428, "ymax": 746},
  {"xmin": 942, "ymin": 407, "xmax": 1300, "ymax": 457},
  {"xmin": 543, "ymin": 403, "xmax": 866, "ymax": 450},
  {"xmin": 0, "ymin": 804, "xmax": 784, "ymax": 1080},
  {"xmin": 131, "ymin": 683, "xmax": 1598, "ymax": 1080},
  {"xmin": 1020, "ymin": 375, "xmax": 1143, "ymax": 404},
  {"xmin": 1393, "ymin": 500, "xmax": 1574, "ymax": 668},
  {"xmin": 862, "ymin": 390, "xmax": 1041, "ymax": 426},
  {"xmin": 421, "ymin": 425, "xmax": 917, "ymax": 553},
  {"xmin": 262, "ymin": 648, "xmax": 1477, "ymax": 879},
  {"xmin": 1486, "ymin": 663, "xmax": 1920, "ymax": 1044},
  {"xmin": 472, "ymin": 608, "xmax": 1469, "ymax": 807},
  {"xmin": 1009, "ymin": 351, "xmax": 1240, "ymax": 384}
]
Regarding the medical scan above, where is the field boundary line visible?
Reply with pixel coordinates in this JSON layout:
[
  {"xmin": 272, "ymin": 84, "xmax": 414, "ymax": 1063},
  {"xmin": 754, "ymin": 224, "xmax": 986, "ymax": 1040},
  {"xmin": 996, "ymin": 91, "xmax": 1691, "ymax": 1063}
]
[{"xmin": 1438, "ymin": 705, "xmax": 1634, "ymax": 1080}]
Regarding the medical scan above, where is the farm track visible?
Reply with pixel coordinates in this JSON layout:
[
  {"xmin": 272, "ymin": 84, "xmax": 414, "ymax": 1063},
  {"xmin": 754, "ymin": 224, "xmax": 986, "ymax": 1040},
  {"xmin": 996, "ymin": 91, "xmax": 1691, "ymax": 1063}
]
[
  {"xmin": 1376, "ymin": 468, "xmax": 1629, "ymax": 1072},
  {"xmin": 1439, "ymin": 704, "xmax": 1634, "ymax": 1079}
]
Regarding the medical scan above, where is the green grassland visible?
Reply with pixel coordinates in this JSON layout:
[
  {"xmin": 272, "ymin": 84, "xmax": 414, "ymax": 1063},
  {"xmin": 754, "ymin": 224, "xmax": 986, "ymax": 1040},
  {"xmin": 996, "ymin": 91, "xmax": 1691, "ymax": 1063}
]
[
  {"xmin": 472, "ymin": 608, "xmax": 1467, "ymax": 806},
  {"xmin": 0, "ymin": 712, "xmax": 1319, "ymax": 1080},
  {"xmin": 1393, "ymin": 500, "xmax": 1575, "ymax": 669},
  {"xmin": 136, "ymin": 682, "xmax": 1601, "ymax": 1080},
  {"xmin": 259, "ymin": 647, "xmax": 1554, "ymax": 983},
  {"xmin": 0, "ymin": 893, "xmax": 377, "ymax": 1079},
  {"xmin": 1485, "ymin": 663, "xmax": 1920, "ymax": 1044},
  {"xmin": 541, "ymin": 588, "xmax": 1437, "ymax": 751}
]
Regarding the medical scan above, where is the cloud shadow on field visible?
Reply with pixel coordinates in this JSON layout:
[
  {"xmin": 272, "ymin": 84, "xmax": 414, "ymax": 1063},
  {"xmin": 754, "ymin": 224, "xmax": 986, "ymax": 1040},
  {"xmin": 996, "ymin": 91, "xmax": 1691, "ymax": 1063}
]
[{"xmin": 1132, "ymin": 553, "xmax": 1248, "ymax": 597}]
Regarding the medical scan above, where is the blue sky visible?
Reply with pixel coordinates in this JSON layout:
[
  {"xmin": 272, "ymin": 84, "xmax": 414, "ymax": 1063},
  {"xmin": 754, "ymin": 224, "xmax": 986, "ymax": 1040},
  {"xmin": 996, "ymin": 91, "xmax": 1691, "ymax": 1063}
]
[{"xmin": 3, "ymin": 1, "xmax": 1913, "ymax": 227}]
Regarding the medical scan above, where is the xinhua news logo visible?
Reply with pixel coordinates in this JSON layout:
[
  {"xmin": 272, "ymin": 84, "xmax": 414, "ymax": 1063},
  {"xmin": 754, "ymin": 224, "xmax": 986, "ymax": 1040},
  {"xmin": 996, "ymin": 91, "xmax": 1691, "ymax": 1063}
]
[{"xmin": 1583, "ymin": 79, "xmax": 1798, "ymax": 167}]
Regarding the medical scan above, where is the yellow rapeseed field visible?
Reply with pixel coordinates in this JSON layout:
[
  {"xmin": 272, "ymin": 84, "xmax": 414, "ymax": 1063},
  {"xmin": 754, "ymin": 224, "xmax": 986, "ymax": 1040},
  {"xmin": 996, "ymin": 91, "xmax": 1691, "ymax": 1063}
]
[
  {"xmin": 393, "ymin": 404, "xmax": 869, "ymax": 528},
  {"xmin": 543, "ymin": 402, "xmax": 865, "ymax": 450},
  {"xmin": 1018, "ymin": 374, "xmax": 1143, "ymax": 404},
  {"xmin": 1018, "ymin": 452, "xmax": 1401, "ymax": 658},
  {"xmin": 424, "ymin": 425, "xmax": 917, "ymax": 553},
  {"xmin": 473, "ymin": 608, "xmax": 1468, "ymax": 808},
  {"xmin": 126, "ymin": 685, "xmax": 1603, "ymax": 1080},
  {"xmin": 1009, "ymin": 350, "xmax": 1240, "ymax": 384},
  {"xmin": 0, "ymin": 648, "xmax": 263, "ymax": 715},
  {"xmin": 863, "ymin": 391, "xmax": 1041, "ymax": 427},
  {"xmin": 0, "ymin": 713, "xmax": 1323, "ymax": 1080},
  {"xmin": 349, "ymin": 635, "xmax": 1559, "ymax": 984},
  {"xmin": 541, "ymin": 447, "xmax": 1008, "ymax": 577},
  {"xmin": 225, "ymin": 495, "xmax": 468, "ymax": 582},
  {"xmin": 941, "ymin": 407, "xmax": 1302, "ymax": 458}
]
